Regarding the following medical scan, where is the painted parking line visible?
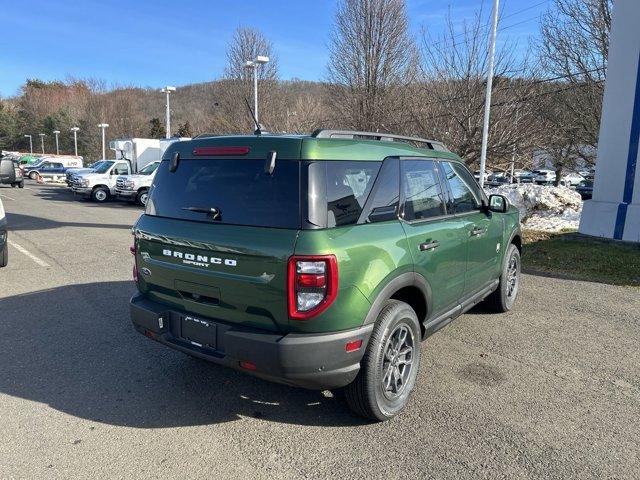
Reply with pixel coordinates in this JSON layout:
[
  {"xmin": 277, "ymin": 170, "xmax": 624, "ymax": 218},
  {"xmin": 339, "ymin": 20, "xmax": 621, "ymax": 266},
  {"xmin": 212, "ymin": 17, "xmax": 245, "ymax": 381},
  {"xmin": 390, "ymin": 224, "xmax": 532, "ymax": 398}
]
[
  {"xmin": 7, "ymin": 240, "xmax": 51, "ymax": 267},
  {"xmin": 0, "ymin": 192, "xmax": 16, "ymax": 201}
]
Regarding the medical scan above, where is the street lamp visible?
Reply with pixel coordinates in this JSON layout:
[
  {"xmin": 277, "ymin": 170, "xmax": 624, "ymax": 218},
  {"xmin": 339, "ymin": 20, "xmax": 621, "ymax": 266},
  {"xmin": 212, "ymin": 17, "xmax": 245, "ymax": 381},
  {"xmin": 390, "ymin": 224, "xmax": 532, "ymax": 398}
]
[
  {"xmin": 53, "ymin": 130, "xmax": 60, "ymax": 155},
  {"xmin": 98, "ymin": 123, "xmax": 109, "ymax": 159},
  {"xmin": 71, "ymin": 127, "xmax": 80, "ymax": 156},
  {"xmin": 24, "ymin": 134, "xmax": 33, "ymax": 154},
  {"xmin": 244, "ymin": 55, "xmax": 269, "ymax": 127},
  {"xmin": 38, "ymin": 133, "xmax": 46, "ymax": 154},
  {"xmin": 160, "ymin": 86, "xmax": 176, "ymax": 139}
]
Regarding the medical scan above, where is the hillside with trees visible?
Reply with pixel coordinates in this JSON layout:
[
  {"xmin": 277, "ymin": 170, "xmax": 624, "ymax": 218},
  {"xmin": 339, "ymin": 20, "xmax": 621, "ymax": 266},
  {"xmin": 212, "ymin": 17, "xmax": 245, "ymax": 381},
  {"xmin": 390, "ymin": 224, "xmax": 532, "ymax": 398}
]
[{"xmin": 0, "ymin": 0, "xmax": 611, "ymax": 179}]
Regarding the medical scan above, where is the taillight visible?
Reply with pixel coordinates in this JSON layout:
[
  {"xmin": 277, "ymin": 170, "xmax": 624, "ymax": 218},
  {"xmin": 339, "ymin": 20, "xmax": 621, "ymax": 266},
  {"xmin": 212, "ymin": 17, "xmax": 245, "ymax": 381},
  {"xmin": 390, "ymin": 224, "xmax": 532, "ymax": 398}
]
[{"xmin": 287, "ymin": 255, "xmax": 338, "ymax": 320}]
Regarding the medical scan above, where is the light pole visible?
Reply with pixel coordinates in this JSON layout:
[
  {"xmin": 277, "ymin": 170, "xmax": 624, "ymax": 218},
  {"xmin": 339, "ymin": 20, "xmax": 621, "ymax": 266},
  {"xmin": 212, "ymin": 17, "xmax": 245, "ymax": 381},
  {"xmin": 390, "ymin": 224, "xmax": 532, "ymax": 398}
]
[
  {"xmin": 39, "ymin": 133, "xmax": 46, "ymax": 154},
  {"xmin": 24, "ymin": 134, "xmax": 33, "ymax": 154},
  {"xmin": 98, "ymin": 123, "xmax": 109, "ymax": 159},
  {"xmin": 53, "ymin": 130, "xmax": 60, "ymax": 155},
  {"xmin": 479, "ymin": 0, "xmax": 500, "ymax": 189},
  {"xmin": 160, "ymin": 86, "xmax": 176, "ymax": 139},
  {"xmin": 71, "ymin": 127, "xmax": 80, "ymax": 156},
  {"xmin": 244, "ymin": 55, "xmax": 269, "ymax": 126}
]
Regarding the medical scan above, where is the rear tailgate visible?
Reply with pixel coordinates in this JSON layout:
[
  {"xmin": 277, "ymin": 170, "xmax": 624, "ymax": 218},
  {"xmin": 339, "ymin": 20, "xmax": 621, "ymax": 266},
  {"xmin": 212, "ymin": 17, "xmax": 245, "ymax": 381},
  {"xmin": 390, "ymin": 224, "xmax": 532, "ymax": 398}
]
[{"xmin": 135, "ymin": 216, "xmax": 297, "ymax": 333}]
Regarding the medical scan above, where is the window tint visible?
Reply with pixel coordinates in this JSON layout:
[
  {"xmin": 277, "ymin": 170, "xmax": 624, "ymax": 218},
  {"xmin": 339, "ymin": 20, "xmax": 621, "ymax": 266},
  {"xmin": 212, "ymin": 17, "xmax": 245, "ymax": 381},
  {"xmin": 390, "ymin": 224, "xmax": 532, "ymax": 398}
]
[
  {"xmin": 326, "ymin": 161, "xmax": 380, "ymax": 227},
  {"xmin": 362, "ymin": 159, "xmax": 399, "ymax": 223},
  {"xmin": 401, "ymin": 160, "xmax": 446, "ymax": 221},
  {"xmin": 147, "ymin": 158, "xmax": 300, "ymax": 229},
  {"xmin": 441, "ymin": 162, "xmax": 481, "ymax": 213}
]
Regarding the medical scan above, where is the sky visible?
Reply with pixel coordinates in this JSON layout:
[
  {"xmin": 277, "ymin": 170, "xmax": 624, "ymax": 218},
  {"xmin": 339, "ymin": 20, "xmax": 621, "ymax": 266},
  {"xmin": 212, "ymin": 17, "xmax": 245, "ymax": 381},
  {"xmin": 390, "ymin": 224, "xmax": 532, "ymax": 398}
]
[{"xmin": 0, "ymin": 0, "xmax": 552, "ymax": 97}]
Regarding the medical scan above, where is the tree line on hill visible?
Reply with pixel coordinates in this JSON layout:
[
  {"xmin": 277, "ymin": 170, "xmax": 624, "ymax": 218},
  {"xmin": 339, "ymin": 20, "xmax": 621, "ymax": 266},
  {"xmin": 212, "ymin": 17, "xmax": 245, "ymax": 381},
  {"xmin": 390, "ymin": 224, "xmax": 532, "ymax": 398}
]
[{"xmin": 0, "ymin": 0, "xmax": 611, "ymax": 181}]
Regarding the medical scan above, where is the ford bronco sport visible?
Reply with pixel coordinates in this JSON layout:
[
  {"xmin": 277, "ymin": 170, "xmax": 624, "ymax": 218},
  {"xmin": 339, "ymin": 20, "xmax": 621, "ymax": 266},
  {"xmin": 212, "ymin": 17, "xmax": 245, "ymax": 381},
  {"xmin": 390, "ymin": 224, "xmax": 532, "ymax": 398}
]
[{"xmin": 130, "ymin": 130, "xmax": 521, "ymax": 421}]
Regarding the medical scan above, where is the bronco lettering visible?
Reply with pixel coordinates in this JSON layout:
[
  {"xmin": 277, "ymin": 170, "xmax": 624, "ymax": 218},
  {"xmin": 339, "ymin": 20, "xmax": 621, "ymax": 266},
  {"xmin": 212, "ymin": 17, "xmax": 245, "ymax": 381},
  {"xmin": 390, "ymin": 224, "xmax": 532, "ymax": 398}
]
[{"xmin": 161, "ymin": 249, "xmax": 237, "ymax": 267}]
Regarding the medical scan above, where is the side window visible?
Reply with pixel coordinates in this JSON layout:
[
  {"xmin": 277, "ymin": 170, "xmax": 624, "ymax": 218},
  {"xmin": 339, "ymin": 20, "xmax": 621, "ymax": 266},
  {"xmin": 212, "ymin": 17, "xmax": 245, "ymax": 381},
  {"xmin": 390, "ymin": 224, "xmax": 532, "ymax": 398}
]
[
  {"xmin": 441, "ymin": 162, "xmax": 481, "ymax": 213},
  {"xmin": 40, "ymin": 162, "xmax": 51, "ymax": 170},
  {"xmin": 361, "ymin": 159, "xmax": 400, "ymax": 223},
  {"xmin": 326, "ymin": 161, "xmax": 380, "ymax": 227},
  {"xmin": 401, "ymin": 160, "xmax": 446, "ymax": 221},
  {"xmin": 113, "ymin": 163, "xmax": 129, "ymax": 175},
  {"xmin": 53, "ymin": 163, "xmax": 63, "ymax": 169}
]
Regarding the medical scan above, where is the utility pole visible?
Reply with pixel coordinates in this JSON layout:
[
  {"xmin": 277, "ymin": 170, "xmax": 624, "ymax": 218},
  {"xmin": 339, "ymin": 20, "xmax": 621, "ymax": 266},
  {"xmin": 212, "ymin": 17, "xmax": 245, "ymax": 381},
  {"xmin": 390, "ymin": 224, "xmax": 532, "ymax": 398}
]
[
  {"xmin": 98, "ymin": 123, "xmax": 109, "ymax": 159},
  {"xmin": 39, "ymin": 133, "xmax": 46, "ymax": 154},
  {"xmin": 479, "ymin": 0, "xmax": 500, "ymax": 189},
  {"xmin": 160, "ymin": 86, "xmax": 176, "ymax": 139},
  {"xmin": 53, "ymin": 130, "xmax": 60, "ymax": 155},
  {"xmin": 510, "ymin": 109, "xmax": 520, "ymax": 183},
  {"xmin": 71, "ymin": 127, "xmax": 80, "ymax": 156},
  {"xmin": 244, "ymin": 56, "xmax": 269, "ymax": 127}
]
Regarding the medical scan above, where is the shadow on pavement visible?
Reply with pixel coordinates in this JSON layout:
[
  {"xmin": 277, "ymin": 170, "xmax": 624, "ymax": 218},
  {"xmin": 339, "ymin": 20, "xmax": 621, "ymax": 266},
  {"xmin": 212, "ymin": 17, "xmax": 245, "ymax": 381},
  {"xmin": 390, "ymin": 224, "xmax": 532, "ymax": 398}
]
[
  {"xmin": 0, "ymin": 281, "xmax": 365, "ymax": 428},
  {"xmin": 31, "ymin": 183, "xmax": 143, "ymax": 210},
  {"xmin": 6, "ymin": 212, "xmax": 133, "ymax": 231}
]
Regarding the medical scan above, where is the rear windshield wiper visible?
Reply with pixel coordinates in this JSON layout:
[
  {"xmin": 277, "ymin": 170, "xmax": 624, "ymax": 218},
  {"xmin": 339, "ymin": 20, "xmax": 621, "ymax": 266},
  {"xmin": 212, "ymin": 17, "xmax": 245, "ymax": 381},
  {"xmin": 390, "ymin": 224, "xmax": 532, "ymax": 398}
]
[{"xmin": 182, "ymin": 206, "xmax": 222, "ymax": 221}]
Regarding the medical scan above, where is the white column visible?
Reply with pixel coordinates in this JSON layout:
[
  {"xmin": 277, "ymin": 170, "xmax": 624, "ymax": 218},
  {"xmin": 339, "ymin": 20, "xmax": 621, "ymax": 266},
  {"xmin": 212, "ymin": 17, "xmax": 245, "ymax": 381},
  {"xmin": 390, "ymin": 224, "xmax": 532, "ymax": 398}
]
[{"xmin": 579, "ymin": 0, "xmax": 640, "ymax": 242}]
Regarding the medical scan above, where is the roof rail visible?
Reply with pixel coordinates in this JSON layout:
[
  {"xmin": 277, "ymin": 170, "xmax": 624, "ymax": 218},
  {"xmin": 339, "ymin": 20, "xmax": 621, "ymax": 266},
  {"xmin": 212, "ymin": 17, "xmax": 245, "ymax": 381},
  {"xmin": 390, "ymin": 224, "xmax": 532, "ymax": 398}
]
[{"xmin": 311, "ymin": 129, "xmax": 449, "ymax": 151}]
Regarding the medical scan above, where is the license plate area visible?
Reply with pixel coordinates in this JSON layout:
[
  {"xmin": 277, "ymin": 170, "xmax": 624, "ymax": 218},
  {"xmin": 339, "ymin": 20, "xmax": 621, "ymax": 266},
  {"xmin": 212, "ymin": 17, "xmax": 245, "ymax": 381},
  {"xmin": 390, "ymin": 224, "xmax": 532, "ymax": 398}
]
[{"xmin": 179, "ymin": 315, "xmax": 217, "ymax": 350}]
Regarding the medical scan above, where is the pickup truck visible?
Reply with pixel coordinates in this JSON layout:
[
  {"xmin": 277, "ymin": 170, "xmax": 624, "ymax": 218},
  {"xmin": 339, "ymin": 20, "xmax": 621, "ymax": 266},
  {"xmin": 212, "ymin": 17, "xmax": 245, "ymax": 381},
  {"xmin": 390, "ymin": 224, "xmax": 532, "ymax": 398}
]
[
  {"xmin": 115, "ymin": 161, "xmax": 160, "ymax": 206},
  {"xmin": 71, "ymin": 160, "xmax": 131, "ymax": 202}
]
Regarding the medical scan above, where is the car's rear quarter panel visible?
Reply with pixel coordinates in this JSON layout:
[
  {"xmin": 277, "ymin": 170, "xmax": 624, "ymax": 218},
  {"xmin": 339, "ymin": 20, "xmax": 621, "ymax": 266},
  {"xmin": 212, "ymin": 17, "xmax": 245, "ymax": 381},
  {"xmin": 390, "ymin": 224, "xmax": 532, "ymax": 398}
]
[{"xmin": 292, "ymin": 222, "xmax": 412, "ymax": 333}]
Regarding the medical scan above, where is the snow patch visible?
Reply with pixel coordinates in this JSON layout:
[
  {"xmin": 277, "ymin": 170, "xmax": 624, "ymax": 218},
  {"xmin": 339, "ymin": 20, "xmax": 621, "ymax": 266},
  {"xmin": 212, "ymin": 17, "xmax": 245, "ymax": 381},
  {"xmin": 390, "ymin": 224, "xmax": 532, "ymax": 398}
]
[{"xmin": 486, "ymin": 184, "xmax": 583, "ymax": 232}]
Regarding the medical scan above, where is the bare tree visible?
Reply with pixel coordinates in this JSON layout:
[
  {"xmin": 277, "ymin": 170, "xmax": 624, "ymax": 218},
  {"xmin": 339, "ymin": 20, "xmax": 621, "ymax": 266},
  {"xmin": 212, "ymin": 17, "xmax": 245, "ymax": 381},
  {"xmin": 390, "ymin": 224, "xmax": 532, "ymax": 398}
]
[
  {"xmin": 539, "ymin": 0, "xmax": 612, "ymax": 150},
  {"xmin": 219, "ymin": 27, "xmax": 279, "ymax": 132},
  {"xmin": 326, "ymin": 0, "xmax": 418, "ymax": 132},
  {"xmin": 413, "ymin": 8, "xmax": 543, "ymax": 168}
]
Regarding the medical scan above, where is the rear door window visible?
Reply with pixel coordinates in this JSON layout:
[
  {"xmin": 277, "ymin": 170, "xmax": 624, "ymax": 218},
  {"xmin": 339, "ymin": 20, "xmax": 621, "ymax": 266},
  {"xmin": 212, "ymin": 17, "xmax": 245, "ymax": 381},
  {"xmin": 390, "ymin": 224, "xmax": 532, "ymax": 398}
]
[
  {"xmin": 147, "ymin": 158, "xmax": 301, "ymax": 229},
  {"xmin": 401, "ymin": 160, "xmax": 447, "ymax": 220}
]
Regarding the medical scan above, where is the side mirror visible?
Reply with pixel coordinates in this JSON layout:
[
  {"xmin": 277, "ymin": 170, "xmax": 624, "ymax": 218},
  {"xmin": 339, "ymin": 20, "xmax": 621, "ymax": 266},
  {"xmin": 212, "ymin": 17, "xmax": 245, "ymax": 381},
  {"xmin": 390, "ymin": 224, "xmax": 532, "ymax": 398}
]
[
  {"xmin": 488, "ymin": 194, "xmax": 508, "ymax": 213},
  {"xmin": 368, "ymin": 205, "xmax": 398, "ymax": 223}
]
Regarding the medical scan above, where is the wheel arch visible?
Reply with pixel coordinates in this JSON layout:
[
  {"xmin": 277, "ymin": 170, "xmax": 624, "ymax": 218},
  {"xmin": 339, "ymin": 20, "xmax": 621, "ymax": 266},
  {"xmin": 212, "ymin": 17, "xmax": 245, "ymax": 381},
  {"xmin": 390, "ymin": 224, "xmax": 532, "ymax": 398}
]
[{"xmin": 362, "ymin": 272, "xmax": 432, "ymax": 338}]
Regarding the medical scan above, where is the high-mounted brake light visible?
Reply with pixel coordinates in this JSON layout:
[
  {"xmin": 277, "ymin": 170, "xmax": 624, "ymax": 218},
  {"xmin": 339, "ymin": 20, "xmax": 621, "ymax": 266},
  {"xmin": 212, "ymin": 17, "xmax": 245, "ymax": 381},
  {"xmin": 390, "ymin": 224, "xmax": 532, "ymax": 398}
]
[
  {"xmin": 287, "ymin": 255, "xmax": 338, "ymax": 320},
  {"xmin": 192, "ymin": 146, "xmax": 250, "ymax": 156}
]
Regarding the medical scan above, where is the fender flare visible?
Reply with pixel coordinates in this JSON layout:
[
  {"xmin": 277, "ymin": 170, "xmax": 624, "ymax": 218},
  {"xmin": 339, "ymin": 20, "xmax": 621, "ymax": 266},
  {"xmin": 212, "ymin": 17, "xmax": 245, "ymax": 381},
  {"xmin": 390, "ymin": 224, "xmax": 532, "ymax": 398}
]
[{"xmin": 362, "ymin": 272, "xmax": 432, "ymax": 326}]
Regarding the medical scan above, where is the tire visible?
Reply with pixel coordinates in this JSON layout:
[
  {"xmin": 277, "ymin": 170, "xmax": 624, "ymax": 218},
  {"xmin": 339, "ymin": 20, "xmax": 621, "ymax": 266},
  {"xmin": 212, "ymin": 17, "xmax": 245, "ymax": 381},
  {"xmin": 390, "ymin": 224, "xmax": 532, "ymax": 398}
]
[
  {"xmin": 18, "ymin": 181, "xmax": 24, "ymax": 188},
  {"xmin": 11, "ymin": 183, "xmax": 16, "ymax": 188},
  {"xmin": 91, "ymin": 187, "xmax": 109, "ymax": 203},
  {"xmin": 484, "ymin": 243, "xmax": 521, "ymax": 312},
  {"xmin": 0, "ymin": 242, "xmax": 8, "ymax": 267},
  {"xmin": 135, "ymin": 189, "xmax": 149, "ymax": 206},
  {"xmin": 29, "ymin": 171, "xmax": 38, "ymax": 180},
  {"xmin": 344, "ymin": 300, "xmax": 421, "ymax": 421}
]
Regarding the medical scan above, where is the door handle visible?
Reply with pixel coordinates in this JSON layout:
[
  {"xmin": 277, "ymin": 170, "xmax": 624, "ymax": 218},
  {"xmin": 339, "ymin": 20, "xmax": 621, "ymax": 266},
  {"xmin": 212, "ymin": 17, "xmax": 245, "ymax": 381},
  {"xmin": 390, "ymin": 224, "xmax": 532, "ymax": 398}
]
[
  {"xmin": 419, "ymin": 240, "xmax": 440, "ymax": 251},
  {"xmin": 470, "ymin": 226, "xmax": 487, "ymax": 237}
]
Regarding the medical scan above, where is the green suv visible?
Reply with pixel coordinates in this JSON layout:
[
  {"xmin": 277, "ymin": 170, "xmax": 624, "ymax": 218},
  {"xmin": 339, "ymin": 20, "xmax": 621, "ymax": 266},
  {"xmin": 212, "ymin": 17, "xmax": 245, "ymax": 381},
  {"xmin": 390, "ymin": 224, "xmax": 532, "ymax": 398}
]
[{"xmin": 130, "ymin": 130, "xmax": 521, "ymax": 421}]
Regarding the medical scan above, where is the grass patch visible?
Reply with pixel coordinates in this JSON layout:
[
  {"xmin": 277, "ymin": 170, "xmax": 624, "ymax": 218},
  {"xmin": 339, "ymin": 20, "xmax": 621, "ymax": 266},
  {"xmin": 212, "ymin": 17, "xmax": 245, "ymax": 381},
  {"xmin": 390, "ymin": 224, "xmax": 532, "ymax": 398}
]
[{"xmin": 522, "ymin": 231, "xmax": 640, "ymax": 287}]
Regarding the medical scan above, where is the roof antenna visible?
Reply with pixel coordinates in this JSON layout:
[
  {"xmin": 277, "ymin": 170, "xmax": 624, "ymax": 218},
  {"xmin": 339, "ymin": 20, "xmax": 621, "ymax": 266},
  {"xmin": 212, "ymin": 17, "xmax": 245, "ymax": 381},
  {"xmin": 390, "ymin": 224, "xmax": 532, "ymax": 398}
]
[{"xmin": 244, "ymin": 97, "xmax": 264, "ymax": 135}]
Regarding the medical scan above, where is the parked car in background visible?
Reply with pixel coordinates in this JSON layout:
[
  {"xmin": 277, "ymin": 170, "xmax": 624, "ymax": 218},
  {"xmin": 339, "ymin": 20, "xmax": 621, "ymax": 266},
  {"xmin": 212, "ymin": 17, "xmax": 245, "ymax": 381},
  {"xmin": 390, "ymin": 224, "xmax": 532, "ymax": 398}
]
[
  {"xmin": 512, "ymin": 169, "xmax": 531, "ymax": 183},
  {"xmin": 115, "ymin": 161, "xmax": 160, "ymax": 206},
  {"xmin": 0, "ymin": 197, "xmax": 7, "ymax": 267},
  {"xmin": 65, "ymin": 160, "xmax": 110, "ymax": 186},
  {"xmin": 23, "ymin": 160, "xmax": 67, "ymax": 181},
  {"xmin": 534, "ymin": 169, "xmax": 556, "ymax": 185},
  {"xmin": 71, "ymin": 160, "xmax": 131, "ymax": 202},
  {"xmin": 575, "ymin": 180, "xmax": 594, "ymax": 199},
  {"xmin": 517, "ymin": 170, "xmax": 535, "ymax": 183},
  {"xmin": 474, "ymin": 169, "xmax": 492, "ymax": 183},
  {"xmin": 0, "ymin": 158, "xmax": 24, "ymax": 188},
  {"xmin": 485, "ymin": 172, "xmax": 511, "ymax": 187},
  {"xmin": 561, "ymin": 172, "xmax": 585, "ymax": 187}
]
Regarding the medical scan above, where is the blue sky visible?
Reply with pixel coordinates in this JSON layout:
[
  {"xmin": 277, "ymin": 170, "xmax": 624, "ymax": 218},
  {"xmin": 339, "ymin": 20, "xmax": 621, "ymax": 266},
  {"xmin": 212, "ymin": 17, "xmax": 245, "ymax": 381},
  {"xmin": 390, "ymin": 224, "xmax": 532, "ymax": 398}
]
[{"xmin": 0, "ymin": 0, "xmax": 551, "ymax": 97}]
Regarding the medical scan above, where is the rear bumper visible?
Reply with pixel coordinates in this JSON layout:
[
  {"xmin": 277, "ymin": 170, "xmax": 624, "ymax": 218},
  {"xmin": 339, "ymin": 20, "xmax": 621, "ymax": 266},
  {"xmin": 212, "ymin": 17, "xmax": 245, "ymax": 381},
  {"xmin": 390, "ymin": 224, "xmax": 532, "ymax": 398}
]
[{"xmin": 130, "ymin": 294, "xmax": 373, "ymax": 390}]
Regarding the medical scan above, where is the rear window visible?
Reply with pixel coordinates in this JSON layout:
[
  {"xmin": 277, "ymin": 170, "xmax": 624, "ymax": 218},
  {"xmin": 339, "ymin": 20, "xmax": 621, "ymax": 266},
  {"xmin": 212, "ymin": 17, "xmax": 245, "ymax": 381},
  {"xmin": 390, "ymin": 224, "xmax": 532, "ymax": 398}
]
[{"xmin": 146, "ymin": 158, "xmax": 301, "ymax": 229}]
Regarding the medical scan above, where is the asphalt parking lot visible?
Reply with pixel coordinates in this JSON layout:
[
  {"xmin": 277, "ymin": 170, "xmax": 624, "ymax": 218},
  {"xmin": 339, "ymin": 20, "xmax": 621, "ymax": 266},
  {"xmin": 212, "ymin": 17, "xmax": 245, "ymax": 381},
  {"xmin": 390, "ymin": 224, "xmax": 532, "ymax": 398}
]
[{"xmin": 1, "ymin": 182, "xmax": 639, "ymax": 479}]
